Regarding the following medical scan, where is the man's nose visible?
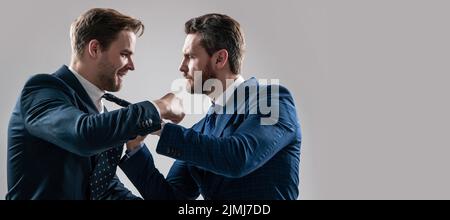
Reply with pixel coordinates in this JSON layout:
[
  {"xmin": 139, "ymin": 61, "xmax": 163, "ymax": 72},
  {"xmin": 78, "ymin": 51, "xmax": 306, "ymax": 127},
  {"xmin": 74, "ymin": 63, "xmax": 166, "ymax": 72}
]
[
  {"xmin": 127, "ymin": 57, "xmax": 135, "ymax": 71},
  {"xmin": 179, "ymin": 58, "xmax": 188, "ymax": 74}
]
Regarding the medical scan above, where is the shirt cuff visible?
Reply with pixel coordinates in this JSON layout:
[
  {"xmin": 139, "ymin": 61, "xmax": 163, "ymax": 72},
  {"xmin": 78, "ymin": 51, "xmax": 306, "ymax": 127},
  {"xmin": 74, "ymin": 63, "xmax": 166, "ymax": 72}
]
[
  {"xmin": 149, "ymin": 100, "xmax": 161, "ymax": 118},
  {"xmin": 121, "ymin": 143, "xmax": 144, "ymax": 162}
]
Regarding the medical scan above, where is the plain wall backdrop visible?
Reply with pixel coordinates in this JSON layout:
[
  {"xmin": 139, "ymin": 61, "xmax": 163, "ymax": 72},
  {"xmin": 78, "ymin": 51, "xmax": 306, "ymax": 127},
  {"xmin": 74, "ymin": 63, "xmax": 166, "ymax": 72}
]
[{"xmin": 1, "ymin": 0, "xmax": 450, "ymax": 199}]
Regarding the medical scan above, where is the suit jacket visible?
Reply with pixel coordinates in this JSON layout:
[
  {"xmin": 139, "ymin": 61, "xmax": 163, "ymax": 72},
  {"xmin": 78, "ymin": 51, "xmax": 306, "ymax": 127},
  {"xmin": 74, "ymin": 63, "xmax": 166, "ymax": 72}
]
[
  {"xmin": 7, "ymin": 65, "xmax": 161, "ymax": 200},
  {"xmin": 120, "ymin": 78, "xmax": 301, "ymax": 200}
]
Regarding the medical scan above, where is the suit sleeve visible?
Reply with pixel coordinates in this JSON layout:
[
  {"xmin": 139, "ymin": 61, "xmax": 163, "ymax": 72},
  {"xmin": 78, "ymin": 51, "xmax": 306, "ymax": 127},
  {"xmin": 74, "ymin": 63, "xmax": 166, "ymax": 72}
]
[
  {"xmin": 119, "ymin": 146, "xmax": 200, "ymax": 200},
  {"xmin": 20, "ymin": 74, "xmax": 161, "ymax": 157},
  {"xmin": 156, "ymin": 89, "xmax": 301, "ymax": 178},
  {"xmin": 99, "ymin": 175, "xmax": 142, "ymax": 200}
]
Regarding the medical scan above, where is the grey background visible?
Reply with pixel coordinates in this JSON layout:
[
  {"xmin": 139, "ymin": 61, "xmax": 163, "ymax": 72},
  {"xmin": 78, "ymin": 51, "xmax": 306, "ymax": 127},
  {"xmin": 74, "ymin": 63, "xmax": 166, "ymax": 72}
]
[{"xmin": 1, "ymin": 0, "xmax": 449, "ymax": 199}]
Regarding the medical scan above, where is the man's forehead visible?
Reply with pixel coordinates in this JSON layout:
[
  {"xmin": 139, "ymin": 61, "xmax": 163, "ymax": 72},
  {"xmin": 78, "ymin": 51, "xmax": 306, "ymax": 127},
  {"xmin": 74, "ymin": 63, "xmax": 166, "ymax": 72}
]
[
  {"xmin": 113, "ymin": 31, "xmax": 136, "ymax": 49},
  {"xmin": 183, "ymin": 34, "xmax": 203, "ymax": 53}
]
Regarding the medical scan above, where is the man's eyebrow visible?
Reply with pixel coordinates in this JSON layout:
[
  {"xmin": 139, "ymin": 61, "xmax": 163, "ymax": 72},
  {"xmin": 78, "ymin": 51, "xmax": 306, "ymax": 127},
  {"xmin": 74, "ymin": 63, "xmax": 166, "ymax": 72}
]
[
  {"xmin": 121, "ymin": 49, "xmax": 133, "ymax": 55},
  {"xmin": 183, "ymin": 50, "xmax": 195, "ymax": 56}
]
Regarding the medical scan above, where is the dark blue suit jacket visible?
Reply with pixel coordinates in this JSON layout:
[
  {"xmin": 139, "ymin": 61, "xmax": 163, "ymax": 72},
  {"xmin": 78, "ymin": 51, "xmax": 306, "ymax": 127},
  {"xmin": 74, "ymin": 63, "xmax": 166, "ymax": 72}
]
[
  {"xmin": 121, "ymin": 78, "xmax": 301, "ymax": 200},
  {"xmin": 7, "ymin": 65, "xmax": 161, "ymax": 200}
]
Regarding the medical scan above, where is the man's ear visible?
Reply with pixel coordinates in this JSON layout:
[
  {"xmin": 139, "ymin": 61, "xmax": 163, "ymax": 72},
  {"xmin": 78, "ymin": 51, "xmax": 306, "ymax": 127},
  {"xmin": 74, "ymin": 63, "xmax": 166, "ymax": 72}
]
[
  {"xmin": 87, "ymin": 39, "xmax": 101, "ymax": 58},
  {"xmin": 214, "ymin": 49, "xmax": 228, "ymax": 69}
]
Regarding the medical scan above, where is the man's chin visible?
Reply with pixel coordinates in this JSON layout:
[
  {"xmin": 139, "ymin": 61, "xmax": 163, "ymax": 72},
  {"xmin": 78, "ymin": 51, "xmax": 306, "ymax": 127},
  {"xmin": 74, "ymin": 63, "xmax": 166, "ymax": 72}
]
[
  {"xmin": 186, "ymin": 82, "xmax": 195, "ymax": 94},
  {"xmin": 113, "ymin": 84, "xmax": 122, "ymax": 92},
  {"xmin": 105, "ymin": 84, "xmax": 121, "ymax": 92},
  {"xmin": 186, "ymin": 86, "xmax": 195, "ymax": 94}
]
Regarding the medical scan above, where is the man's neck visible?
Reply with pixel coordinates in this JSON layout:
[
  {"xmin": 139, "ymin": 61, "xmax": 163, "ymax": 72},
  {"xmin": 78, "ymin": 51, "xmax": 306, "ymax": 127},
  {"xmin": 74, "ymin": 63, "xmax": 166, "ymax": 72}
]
[
  {"xmin": 208, "ymin": 71, "xmax": 244, "ymax": 106},
  {"xmin": 70, "ymin": 60, "xmax": 102, "ymax": 90},
  {"xmin": 220, "ymin": 75, "xmax": 239, "ymax": 92},
  {"xmin": 207, "ymin": 71, "xmax": 237, "ymax": 99}
]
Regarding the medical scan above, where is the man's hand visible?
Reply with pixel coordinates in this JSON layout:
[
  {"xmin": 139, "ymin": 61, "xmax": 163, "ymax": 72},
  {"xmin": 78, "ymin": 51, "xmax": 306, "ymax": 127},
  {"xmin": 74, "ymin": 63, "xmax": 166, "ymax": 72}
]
[
  {"xmin": 126, "ymin": 135, "xmax": 146, "ymax": 151},
  {"xmin": 154, "ymin": 93, "xmax": 185, "ymax": 124}
]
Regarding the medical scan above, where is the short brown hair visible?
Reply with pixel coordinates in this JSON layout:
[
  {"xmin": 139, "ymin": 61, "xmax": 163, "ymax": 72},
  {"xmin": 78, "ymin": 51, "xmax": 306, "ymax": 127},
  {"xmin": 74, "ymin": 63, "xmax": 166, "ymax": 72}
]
[
  {"xmin": 185, "ymin": 13, "xmax": 245, "ymax": 75},
  {"xmin": 70, "ymin": 8, "xmax": 144, "ymax": 57}
]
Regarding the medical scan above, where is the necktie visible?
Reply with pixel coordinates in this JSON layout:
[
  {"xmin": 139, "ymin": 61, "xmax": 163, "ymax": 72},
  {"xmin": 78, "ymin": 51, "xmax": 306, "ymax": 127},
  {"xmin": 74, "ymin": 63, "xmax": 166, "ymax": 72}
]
[
  {"xmin": 102, "ymin": 93, "xmax": 131, "ymax": 107},
  {"xmin": 203, "ymin": 103, "xmax": 218, "ymax": 135},
  {"xmin": 89, "ymin": 93, "xmax": 131, "ymax": 199}
]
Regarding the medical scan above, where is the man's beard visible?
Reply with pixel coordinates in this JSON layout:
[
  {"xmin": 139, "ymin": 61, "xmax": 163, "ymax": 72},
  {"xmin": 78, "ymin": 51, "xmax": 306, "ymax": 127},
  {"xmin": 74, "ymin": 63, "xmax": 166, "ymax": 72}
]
[
  {"xmin": 189, "ymin": 63, "xmax": 216, "ymax": 94},
  {"xmin": 98, "ymin": 57, "xmax": 121, "ymax": 92}
]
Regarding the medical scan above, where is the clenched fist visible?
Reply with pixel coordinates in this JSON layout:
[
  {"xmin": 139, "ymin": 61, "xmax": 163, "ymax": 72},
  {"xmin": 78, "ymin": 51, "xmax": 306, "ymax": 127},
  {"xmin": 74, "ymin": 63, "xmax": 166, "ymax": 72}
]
[{"xmin": 154, "ymin": 93, "xmax": 185, "ymax": 124}]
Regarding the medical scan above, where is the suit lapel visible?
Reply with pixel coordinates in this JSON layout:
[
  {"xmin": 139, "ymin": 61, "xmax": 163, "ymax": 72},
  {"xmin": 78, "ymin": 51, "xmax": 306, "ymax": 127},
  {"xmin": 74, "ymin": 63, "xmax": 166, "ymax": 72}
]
[
  {"xmin": 53, "ymin": 65, "xmax": 99, "ymax": 114},
  {"xmin": 52, "ymin": 65, "xmax": 100, "ymax": 170},
  {"xmin": 212, "ymin": 78, "xmax": 258, "ymax": 137},
  {"xmin": 212, "ymin": 88, "xmax": 239, "ymax": 137},
  {"xmin": 212, "ymin": 114, "xmax": 233, "ymax": 137}
]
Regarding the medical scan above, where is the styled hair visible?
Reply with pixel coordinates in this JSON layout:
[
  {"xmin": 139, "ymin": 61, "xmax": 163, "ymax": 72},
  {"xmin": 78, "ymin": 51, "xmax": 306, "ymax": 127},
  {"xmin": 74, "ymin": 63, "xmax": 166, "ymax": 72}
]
[
  {"xmin": 70, "ymin": 8, "xmax": 144, "ymax": 57},
  {"xmin": 185, "ymin": 13, "xmax": 245, "ymax": 75}
]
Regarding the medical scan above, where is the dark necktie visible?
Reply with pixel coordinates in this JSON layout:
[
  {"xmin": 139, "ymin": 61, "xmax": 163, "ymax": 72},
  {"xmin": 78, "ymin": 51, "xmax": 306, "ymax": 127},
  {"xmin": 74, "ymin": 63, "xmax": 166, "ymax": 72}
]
[
  {"xmin": 203, "ymin": 103, "xmax": 218, "ymax": 135},
  {"xmin": 102, "ymin": 93, "xmax": 131, "ymax": 107},
  {"xmin": 89, "ymin": 93, "xmax": 131, "ymax": 199}
]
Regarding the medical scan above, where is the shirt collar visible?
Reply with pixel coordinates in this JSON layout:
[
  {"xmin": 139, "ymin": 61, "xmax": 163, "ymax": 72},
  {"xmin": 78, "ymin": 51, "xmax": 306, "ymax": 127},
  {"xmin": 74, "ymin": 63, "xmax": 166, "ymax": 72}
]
[
  {"xmin": 68, "ymin": 66, "xmax": 105, "ymax": 113},
  {"xmin": 212, "ymin": 75, "xmax": 245, "ymax": 107}
]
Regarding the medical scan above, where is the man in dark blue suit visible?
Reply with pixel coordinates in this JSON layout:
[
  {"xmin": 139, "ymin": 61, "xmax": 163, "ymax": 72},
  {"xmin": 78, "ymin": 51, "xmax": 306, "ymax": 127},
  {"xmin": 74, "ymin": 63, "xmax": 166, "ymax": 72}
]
[
  {"xmin": 120, "ymin": 14, "xmax": 302, "ymax": 200},
  {"xmin": 6, "ymin": 8, "xmax": 184, "ymax": 200}
]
